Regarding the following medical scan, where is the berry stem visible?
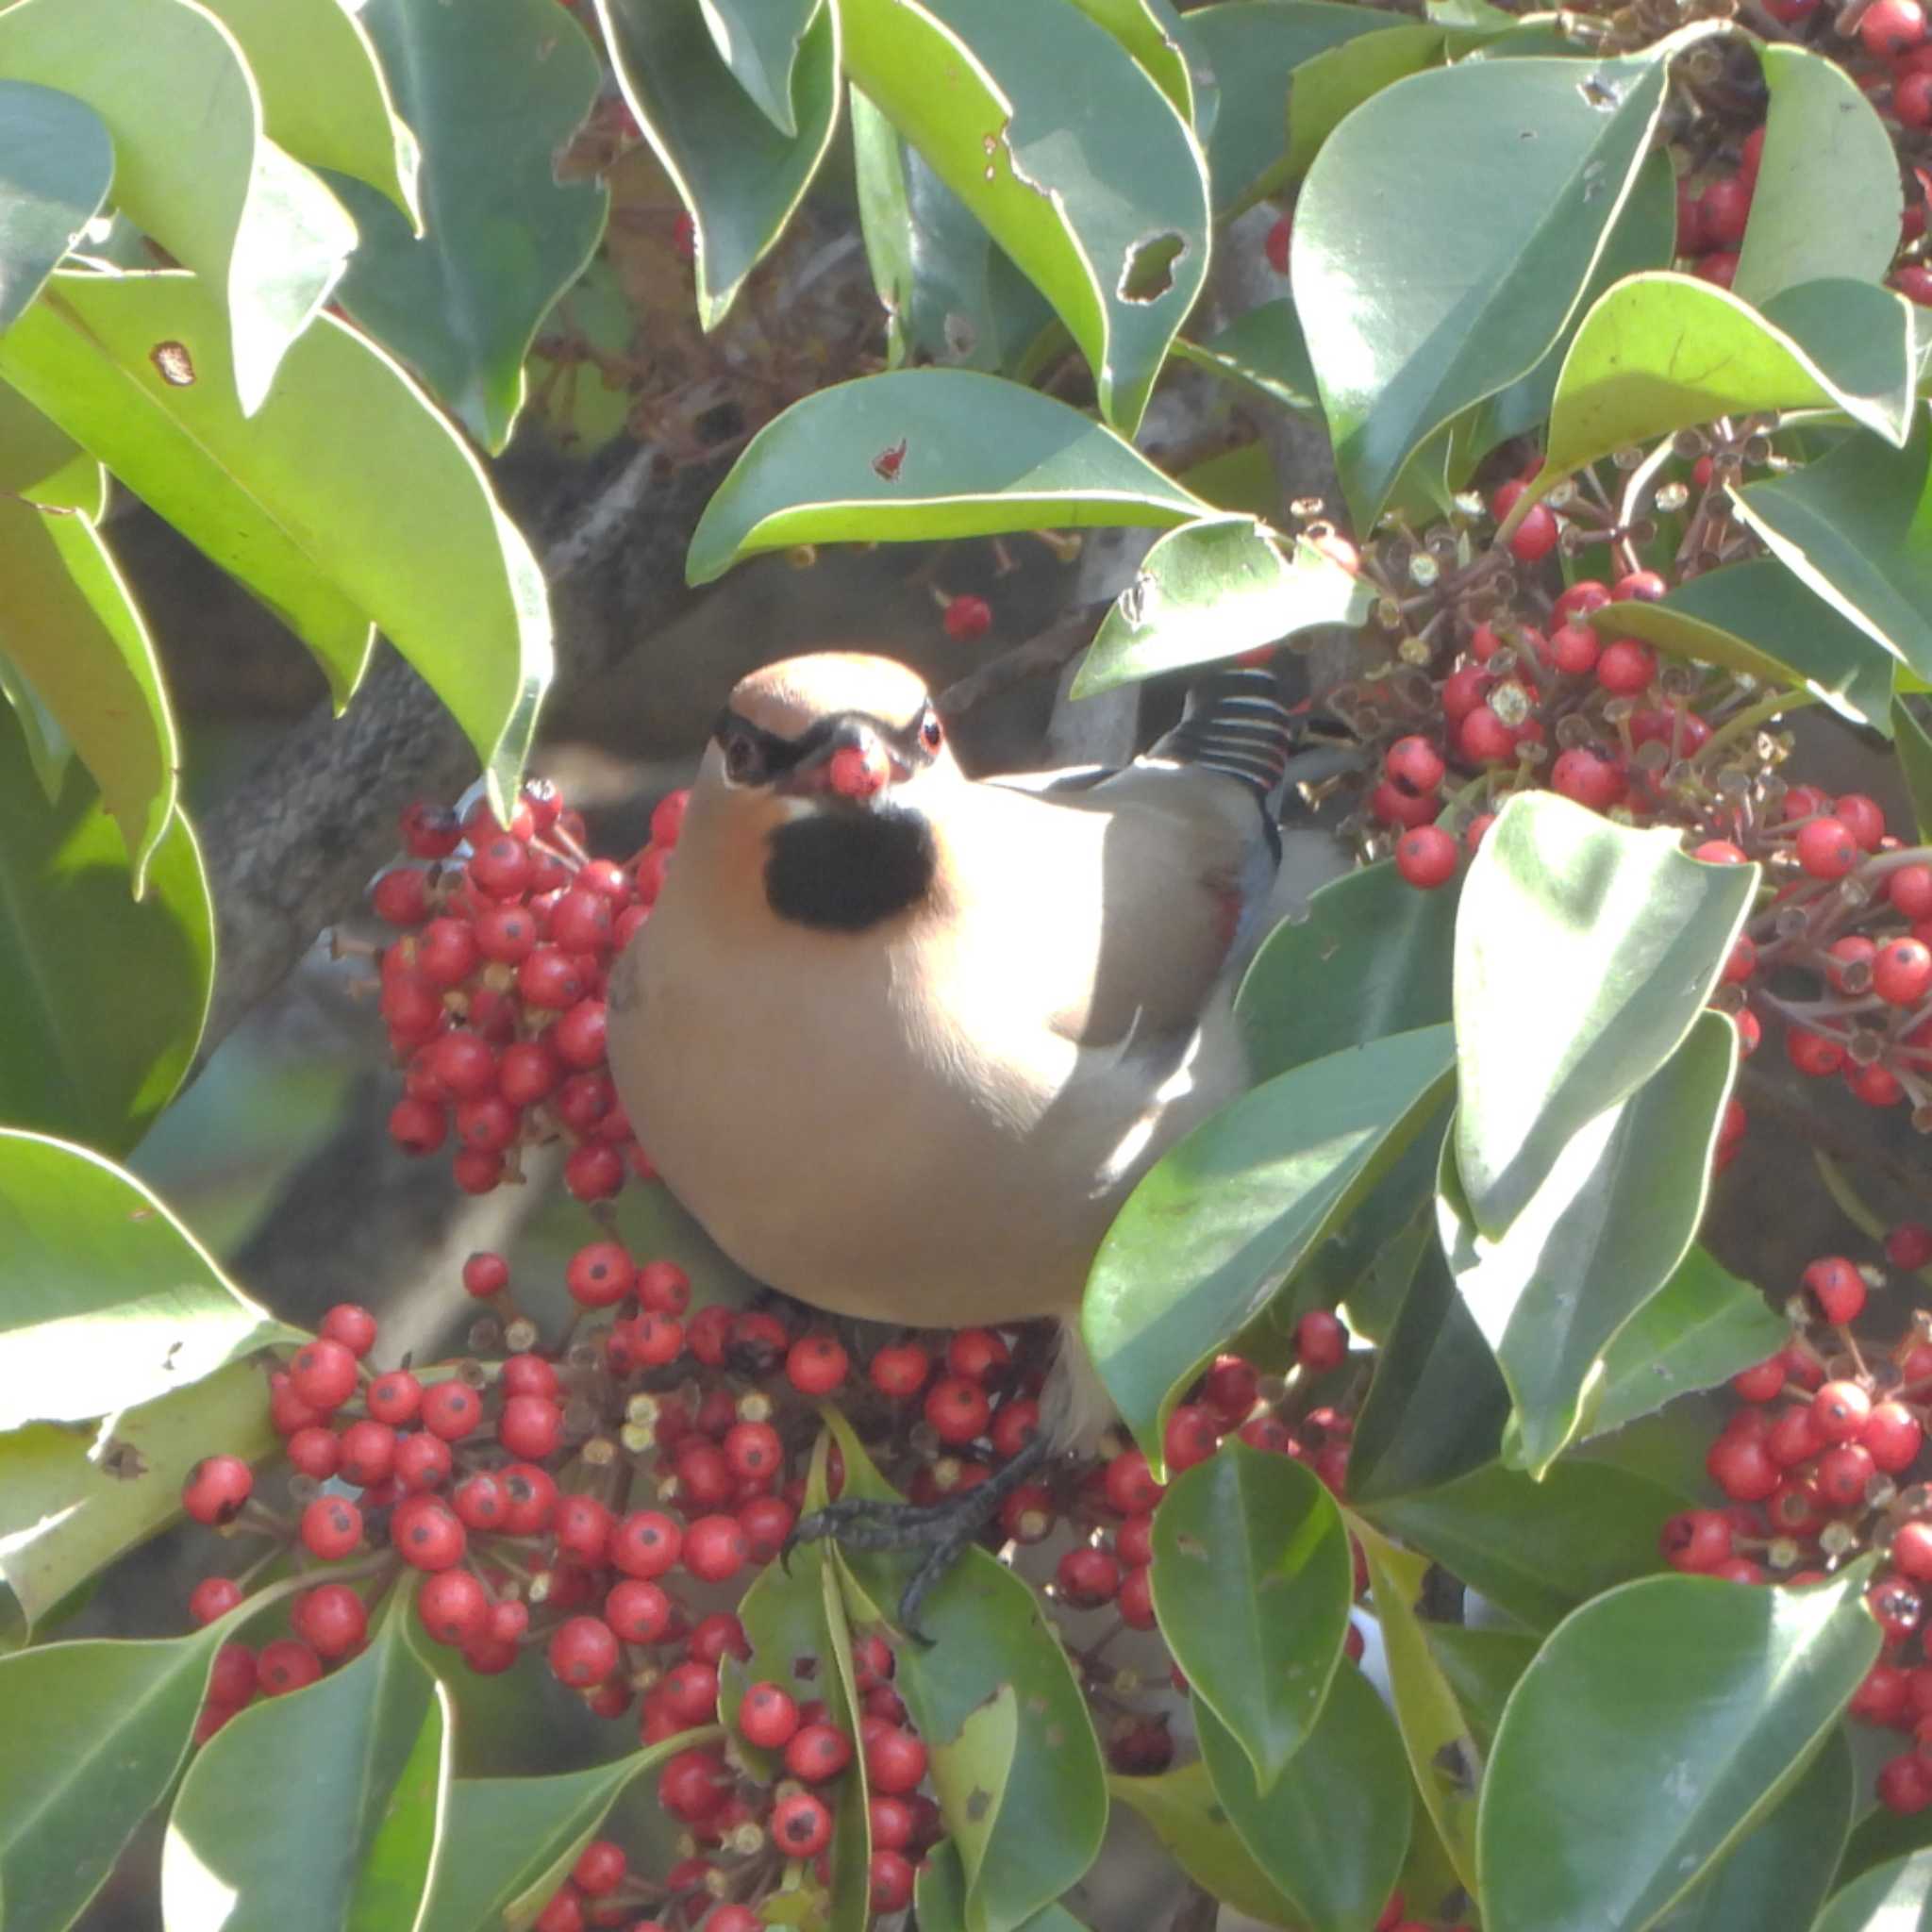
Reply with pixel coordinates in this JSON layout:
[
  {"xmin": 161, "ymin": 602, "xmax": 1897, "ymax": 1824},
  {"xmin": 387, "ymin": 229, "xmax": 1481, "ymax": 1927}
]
[{"xmin": 1697, "ymin": 685, "xmax": 1821, "ymax": 761}]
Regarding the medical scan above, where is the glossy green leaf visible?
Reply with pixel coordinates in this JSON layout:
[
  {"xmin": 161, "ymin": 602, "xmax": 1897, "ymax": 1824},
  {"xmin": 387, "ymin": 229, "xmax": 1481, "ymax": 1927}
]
[
  {"xmin": 196, "ymin": 0, "xmax": 422, "ymax": 225},
  {"xmin": 0, "ymin": 458, "xmax": 175, "ymax": 880},
  {"xmin": 1652, "ymin": 1729, "xmax": 1852, "ymax": 1932},
  {"xmin": 1530, "ymin": 275, "xmax": 1916, "ymax": 508},
  {"xmin": 0, "ymin": 1619, "xmax": 234, "ymax": 1930},
  {"xmin": 1478, "ymin": 1568, "xmax": 1880, "ymax": 1932},
  {"xmin": 1174, "ymin": 1, "xmax": 1400, "ymax": 213},
  {"xmin": 353, "ymin": 1652, "xmax": 453, "ymax": 1932},
  {"xmin": 1152, "ymin": 1443, "xmax": 1351, "ymax": 1791},
  {"xmin": 1731, "ymin": 408, "xmax": 1932, "ymax": 687},
  {"xmin": 1355, "ymin": 1524, "xmax": 1483, "ymax": 1893},
  {"xmin": 1073, "ymin": 519, "xmax": 1372, "ymax": 696},
  {"xmin": 1443, "ymin": 1013, "xmax": 1737, "ymax": 1476},
  {"xmin": 822, "ymin": 1414, "xmax": 1108, "ymax": 1932},
  {"xmin": 1467, "ymin": 146, "xmax": 1678, "ymax": 458},
  {"xmin": 330, "ymin": 0, "xmax": 608, "ymax": 452},
  {"xmin": 1108, "ymin": 1761, "xmax": 1306, "ymax": 1928},
  {"xmin": 1172, "ymin": 300, "xmax": 1320, "ymax": 415},
  {"xmin": 1453, "ymin": 790, "xmax": 1755, "ymax": 1237},
  {"xmin": 1583, "ymin": 1243, "xmax": 1786, "ymax": 1442},
  {"xmin": 1591, "ymin": 557, "xmax": 1899, "ymax": 733},
  {"xmin": 1360, "ymin": 1457, "xmax": 1684, "ymax": 1631},
  {"xmin": 1085, "ymin": 1024, "xmax": 1456, "ymax": 1469},
  {"xmin": 0, "ymin": 273, "xmax": 551, "ymax": 808},
  {"xmin": 415, "ymin": 1735, "xmax": 724, "ymax": 1932},
  {"xmin": 0, "ymin": 728, "xmax": 212, "ymax": 1152},
  {"xmin": 1423, "ymin": 1625, "xmax": 1537, "ymax": 1758},
  {"xmin": 1196, "ymin": 1670, "xmax": 1411, "ymax": 1932},
  {"xmin": 1282, "ymin": 21, "xmax": 1444, "ymax": 181},
  {"xmin": 1813, "ymin": 1848, "xmax": 1932, "ymax": 1932},
  {"xmin": 841, "ymin": 0, "xmax": 1209, "ymax": 433},
  {"xmin": 163, "ymin": 1592, "xmax": 448, "ymax": 1932},
  {"xmin": 1347, "ymin": 1224, "xmax": 1509, "ymax": 1507},
  {"xmin": 0, "ymin": 0, "xmax": 355, "ymax": 412},
  {"xmin": 850, "ymin": 88, "xmax": 1055, "ymax": 375},
  {"xmin": 687, "ymin": 371, "xmax": 1208, "ymax": 584},
  {"xmin": 1293, "ymin": 38, "xmax": 1684, "ymax": 526},
  {"xmin": 701, "ymin": 0, "xmax": 820, "ymax": 134},
  {"xmin": 1732, "ymin": 44, "xmax": 1900, "ymax": 307},
  {"xmin": 0, "ymin": 81, "xmax": 111, "ymax": 332},
  {"xmin": 0, "ymin": 1130, "xmax": 292, "ymax": 1429},
  {"xmin": 596, "ymin": 0, "xmax": 838, "ymax": 330},
  {"xmin": 1238, "ymin": 861, "xmax": 1458, "ymax": 1083},
  {"xmin": 1896, "ymin": 695, "xmax": 1932, "ymax": 841},
  {"xmin": 0, "ymin": 379, "xmax": 79, "ymax": 494},
  {"xmin": 0, "ymin": 1361, "xmax": 279, "ymax": 1641},
  {"xmin": 0, "ymin": 649, "xmax": 71, "ymax": 805}
]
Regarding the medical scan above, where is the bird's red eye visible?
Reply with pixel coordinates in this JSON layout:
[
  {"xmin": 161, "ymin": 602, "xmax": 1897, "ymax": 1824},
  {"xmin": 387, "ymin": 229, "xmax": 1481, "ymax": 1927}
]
[{"xmin": 920, "ymin": 711, "xmax": 943, "ymax": 752}]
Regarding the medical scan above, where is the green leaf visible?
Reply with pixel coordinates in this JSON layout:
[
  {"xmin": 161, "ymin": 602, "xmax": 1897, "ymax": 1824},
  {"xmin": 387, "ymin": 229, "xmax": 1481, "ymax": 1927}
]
[
  {"xmin": 0, "ymin": 81, "xmax": 111, "ymax": 332},
  {"xmin": 0, "ymin": 1619, "xmax": 234, "ymax": 1930},
  {"xmin": 1172, "ymin": 300, "xmax": 1320, "ymax": 416},
  {"xmin": 1283, "ymin": 21, "xmax": 1444, "ymax": 182},
  {"xmin": 352, "ymin": 1649, "xmax": 452, "ymax": 1932},
  {"xmin": 850, "ymin": 88, "xmax": 1055, "ymax": 375},
  {"xmin": 1732, "ymin": 44, "xmax": 1900, "ymax": 307},
  {"xmin": 1359, "ymin": 1457, "xmax": 1684, "ymax": 1631},
  {"xmin": 0, "ymin": 458, "xmax": 176, "ymax": 881},
  {"xmin": 195, "ymin": 0, "xmax": 422, "ymax": 225},
  {"xmin": 1068, "ymin": 0, "xmax": 1193, "ymax": 123},
  {"xmin": 595, "ymin": 0, "xmax": 839, "ymax": 330},
  {"xmin": 1591, "ymin": 558, "xmax": 1899, "ymax": 733},
  {"xmin": 1174, "ymin": 1, "xmax": 1402, "ymax": 214},
  {"xmin": 1532, "ymin": 274, "xmax": 1916, "ymax": 503},
  {"xmin": 1151, "ymin": 1443, "xmax": 1352, "ymax": 1792},
  {"xmin": 0, "ymin": 1130, "xmax": 293, "ymax": 1429},
  {"xmin": 841, "ymin": 0, "xmax": 1209, "ymax": 433},
  {"xmin": 1442, "ymin": 1012, "xmax": 1737, "ymax": 1477},
  {"xmin": 0, "ymin": 378, "xmax": 79, "ymax": 494},
  {"xmin": 1467, "ymin": 145, "xmax": 1678, "ymax": 458},
  {"xmin": 1583, "ymin": 1243, "xmax": 1786, "ymax": 1442},
  {"xmin": 701, "ymin": 0, "xmax": 821, "ymax": 134},
  {"xmin": 1237, "ymin": 861, "xmax": 1458, "ymax": 1083},
  {"xmin": 1347, "ymin": 1223, "xmax": 1510, "ymax": 1507},
  {"xmin": 163, "ymin": 1592, "xmax": 449, "ymax": 1932},
  {"xmin": 1355, "ymin": 1524, "xmax": 1484, "ymax": 1894},
  {"xmin": 820, "ymin": 1413, "xmax": 1108, "ymax": 1932},
  {"xmin": 1421, "ymin": 1624, "xmax": 1537, "ymax": 1758},
  {"xmin": 1293, "ymin": 37, "xmax": 1684, "ymax": 526},
  {"xmin": 1108, "ymin": 1761, "xmax": 1307, "ymax": 1928},
  {"xmin": 0, "ymin": 1361, "xmax": 278, "ymax": 1641},
  {"xmin": 0, "ymin": 0, "xmax": 356, "ymax": 412},
  {"xmin": 1453, "ymin": 790, "xmax": 1755, "ymax": 1237},
  {"xmin": 0, "ymin": 273, "xmax": 551, "ymax": 808},
  {"xmin": 416, "ymin": 1735, "xmax": 724, "ymax": 1932},
  {"xmin": 1084, "ymin": 1024, "xmax": 1456, "ymax": 1469},
  {"xmin": 686, "ymin": 370, "xmax": 1208, "ymax": 584},
  {"xmin": 1196, "ymin": 1670, "xmax": 1411, "ymax": 1932},
  {"xmin": 1813, "ymin": 1849, "xmax": 1932, "ymax": 1932},
  {"xmin": 1731, "ymin": 407, "xmax": 1932, "ymax": 687},
  {"xmin": 1072, "ymin": 520, "xmax": 1371, "ymax": 696},
  {"xmin": 0, "ymin": 648, "xmax": 71, "ymax": 805},
  {"xmin": 329, "ymin": 0, "xmax": 608, "ymax": 453},
  {"xmin": 1652, "ymin": 1729, "xmax": 1852, "ymax": 1932},
  {"xmin": 0, "ymin": 725, "xmax": 213, "ymax": 1152},
  {"xmin": 1896, "ymin": 695, "xmax": 1932, "ymax": 841},
  {"xmin": 1478, "ymin": 1568, "xmax": 1880, "ymax": 1932}
]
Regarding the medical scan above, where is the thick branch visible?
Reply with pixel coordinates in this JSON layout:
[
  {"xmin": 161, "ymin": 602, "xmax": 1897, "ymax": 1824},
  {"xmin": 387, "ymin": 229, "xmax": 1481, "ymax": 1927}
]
[{"xmin": 197, "ymin": 441, "xmax": 728, "ymax": 1063}]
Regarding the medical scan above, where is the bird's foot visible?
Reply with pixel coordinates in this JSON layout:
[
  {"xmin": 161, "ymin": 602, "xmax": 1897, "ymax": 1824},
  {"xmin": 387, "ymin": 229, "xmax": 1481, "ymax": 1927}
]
[{"xmin": 787, "ymin": 1432, "xmax": 1051, "ymax": 1641}]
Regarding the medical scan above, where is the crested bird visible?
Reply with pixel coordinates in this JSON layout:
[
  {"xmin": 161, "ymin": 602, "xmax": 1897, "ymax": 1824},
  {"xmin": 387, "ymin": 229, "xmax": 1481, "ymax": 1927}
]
[{"xmin": 606, "ymin": 650, "xmax": 1296, "ymax": 1623}]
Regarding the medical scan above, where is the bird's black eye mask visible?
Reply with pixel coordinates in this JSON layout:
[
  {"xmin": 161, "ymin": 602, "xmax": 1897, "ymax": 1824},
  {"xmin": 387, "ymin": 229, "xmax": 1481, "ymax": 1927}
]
[{"xmin": 711, "ymin": 704, "xmax": 941, "ymax": 788}]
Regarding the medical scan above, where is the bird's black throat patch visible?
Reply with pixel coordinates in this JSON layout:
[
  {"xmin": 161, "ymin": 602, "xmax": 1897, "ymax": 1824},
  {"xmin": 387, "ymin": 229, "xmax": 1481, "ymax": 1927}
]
[{"xmin": 764, "ymin": 805, "xmax": 937, "ymax": 933}]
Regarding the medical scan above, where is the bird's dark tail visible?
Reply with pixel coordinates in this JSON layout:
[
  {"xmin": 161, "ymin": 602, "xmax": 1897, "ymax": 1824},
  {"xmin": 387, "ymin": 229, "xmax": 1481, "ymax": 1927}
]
[{"xmin": 1149, "ymin": 667, "xmax": 1299, "ymax": 802}]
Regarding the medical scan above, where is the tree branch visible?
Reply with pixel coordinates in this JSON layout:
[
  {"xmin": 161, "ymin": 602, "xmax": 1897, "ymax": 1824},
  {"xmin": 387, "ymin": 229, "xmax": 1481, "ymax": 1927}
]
[{"xmin": 196, "ymin": 441, "xmax": 729, "ymax": 1065}]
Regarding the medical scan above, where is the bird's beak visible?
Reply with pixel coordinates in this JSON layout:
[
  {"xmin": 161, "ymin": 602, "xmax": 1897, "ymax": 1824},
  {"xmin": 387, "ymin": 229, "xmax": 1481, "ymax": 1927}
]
[{"xmin": 777, "ymin": 721, "xmax": 907, "ymax": 802}]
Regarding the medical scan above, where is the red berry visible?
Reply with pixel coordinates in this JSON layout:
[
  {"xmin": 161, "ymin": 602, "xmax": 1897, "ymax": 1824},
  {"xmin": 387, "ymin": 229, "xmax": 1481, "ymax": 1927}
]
[
  {"xmin": 1786, "ymin": 1027, "xmax": 1846, "ymax": 1077},
  {"xmin": 772, "ymin": 1790, "xmax": 835, "ymax": 1857},
  {"xmin": 549, "ymin": 1615, "xmax": 620, "ymax": 1688},
  {"xmin": 870, "ymin": 1851, "xmax": 916, "ymax": 1914},
  {"xmin": 1865, "ymin": 0, "xmax": 1928, "ymax": 54},
  {"xmin": 1057, "ymin": 1546, "xmax": 1124, "ymax": 1607},
  {"xmin": 925, "ymin": 1374, "xmax": 991, "ymax": 1443},
  {"xmin": 563, "ymin": 1141, "xmax": 624, "ymax": 1200},
  {"xmin": 612, "ymin": 1509, "xmax": 683, "ymax": 1578},
  {"xmin": 1384, "ymin": 735, "xmax": 1445, "ymax": 795},
  {"xmin": 1551, "ymin": 747, "xmax": 1623, "ymax": 813},
  {"xmin": 1802, "ymin": 1256, "xmax": 1867, "ymax": 1325},
  {"xmin": 943, "ymin": 594, "xmax": 992, "ymax": 641},
  {"xmin": 294, "ymin": 1582, "xmax": 369, "ymax": 1659},
  {"xmin": 1816, "ymin": 1442, "xmax": 1878, "ymax": 1510},
  {"xmin": 1105, "ymin": 1448, "xmax": 1165, "ymax": 1515},
  {"xmin": 785, "ymin": 1722, "xmax": 855, "ymax": 1782},
  {"xmin": 1706, "ymin": 1431, "xmax": 1779, "ymax": 1503},
  {"xmin": 372, "ymin": 868, "xmax": 431, "ymax": 925},
  {"xmin": 606, "ymin": 1579, "xmax": 674, "ymax": 1644},
  {"xmin": 1813, "ymin": 1379, "xmax": 1874, "ymax": 1442},
  {"xmin": 1875, "ymin": 939, "xmax": 1932, "ymax": 1007},
  {"xmin": 191, "ymin": 1576, "xmax": 245, "ymax": 1624},
  {"xmin": 297, "ymin": 1494, "xmax": 362, "ymax": 1559},
  {"xmin": 870, "ymin": 1341, "xmax": 931, "ymax": 1398},
  {"xmin": 257, "ymin": 1638, "xmax": 324, "ymax": 1697},
  {"xmin": 1297, "ymin": 1308, "xmax": 1349, "ymax": 1373},
  {"xmin": 1889, "ymin": 1224, "xmax": 1932, "ymax": 1271},
  {"xmin": 1867, "ymin": 1403, "xmax": 1924, "ymax": 1474},
  {"xmin": 787, "ymin": 1334, "xmax": 850, "ymax": 1395},
  {"xmin": 1263, "ymin": 211, "xmax": 1293, "ymax": 274},
  {"xmin": 1119, "ymin": 1564, "xmax": 1157, "ymax": 1629},
  {"xmin": 738, "ymin": 1680, "xmax": 801, "ymax": 1750},
  {"xmin": 1595, "ymin": 639, "xmax": 1657, "ymax": 696},
  {"xmin": 663, "ymin": 1659, "xmax": 721, "ymax": 1724},
  {"xmin": 1794, "ymin": 817, "xmax": 1859, "ymax": 879},
  {"xmin": 290, "ymin": 1338, "xmax": 359, "ymax": 1413},
  {"xmin": 1507, "ymin": 503, "xmax": 1560, "ymax": 563},
  {"xmin": 683, "ymin": 1513, "xmax": 751, "ymax": 1583},
  {"xmin": 865, "ymin": 1724, "xmax": 929, "ymax": 1794},
  {"xmin": 394, "ymin": 1430, "xmax": 453, "ymax": 1491},
  {"xmin": 1394, "ymin": 824, "xmax": 1457, "ymax": 890},
  {"xmin": 1660, "ymin": 1508, "xmax": 1732, "ymax": 1573},
  {"xmin": 338, "ymin": 1419, "xmax": 397, "ymax": 1488},
  {"xmin": 419, "ymin": 1380, "xmax": 483, "ymax": 1441}
]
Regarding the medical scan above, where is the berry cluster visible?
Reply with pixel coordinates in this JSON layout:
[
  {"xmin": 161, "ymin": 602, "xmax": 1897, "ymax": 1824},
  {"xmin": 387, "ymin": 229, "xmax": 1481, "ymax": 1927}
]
[
  {"xmin": 370, "ymin": 784, "xmax": 687, "ymax": 1200},
  {"xmin": 1661, "ymin": 1230, "xmax": 1932, "ymax": 1811},
  {"xmin": 178, "ymin": 1231, "xmax": 1369, "ymax": 1924}
]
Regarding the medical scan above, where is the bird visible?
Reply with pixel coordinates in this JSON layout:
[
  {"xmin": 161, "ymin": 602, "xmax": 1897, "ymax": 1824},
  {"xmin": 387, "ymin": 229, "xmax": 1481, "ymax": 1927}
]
[{"xmin": 606, "ymin": 650, "xmax": 1296, "ymax": 1623}]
